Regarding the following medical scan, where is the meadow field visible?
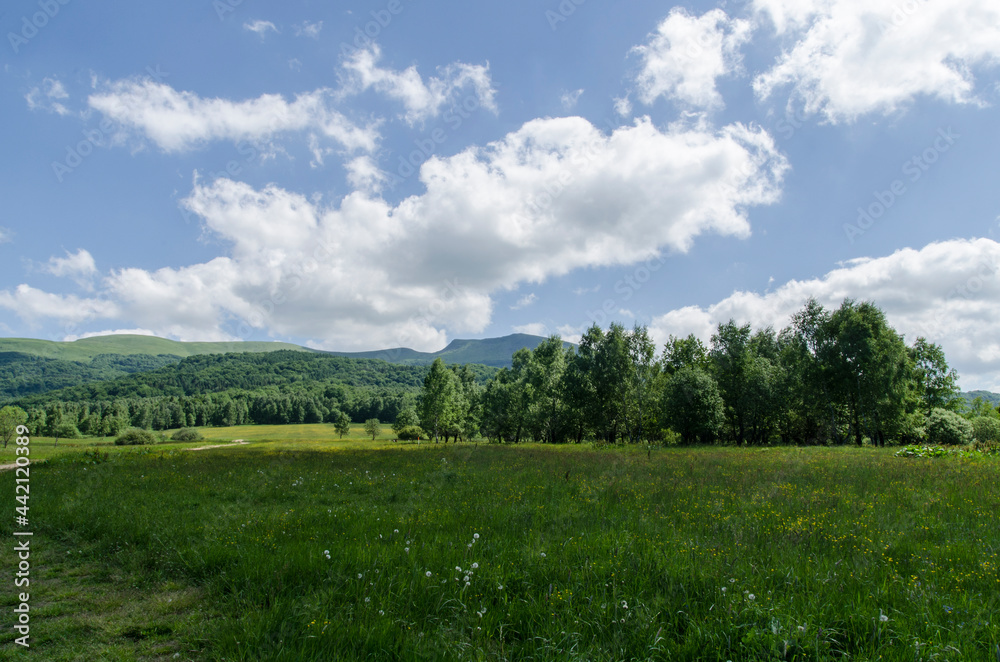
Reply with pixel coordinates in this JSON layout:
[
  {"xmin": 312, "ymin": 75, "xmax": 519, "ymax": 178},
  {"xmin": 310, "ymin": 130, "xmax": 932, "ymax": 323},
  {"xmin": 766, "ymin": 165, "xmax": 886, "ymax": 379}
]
[{"xmin": 1, "ymin": 427, "xmax": 998, "ymax": 661}]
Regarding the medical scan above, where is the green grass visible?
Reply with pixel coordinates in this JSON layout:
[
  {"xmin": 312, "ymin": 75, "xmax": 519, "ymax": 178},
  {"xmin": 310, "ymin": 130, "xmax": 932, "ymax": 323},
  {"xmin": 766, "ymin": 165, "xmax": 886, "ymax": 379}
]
[{"xmin": 1, "ymin": 437, "xmax": 998, "ymax": 660}]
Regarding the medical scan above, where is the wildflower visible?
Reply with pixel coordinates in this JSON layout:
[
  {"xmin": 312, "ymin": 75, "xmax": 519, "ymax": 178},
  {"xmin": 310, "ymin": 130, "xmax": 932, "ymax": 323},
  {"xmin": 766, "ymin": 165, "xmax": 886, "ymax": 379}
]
[
  {"xmin": 879, "ymin": 613, "xmax": 889, "ymax": 622},
  {"xmin": 394, "ymin": 529, "xmax": 399, "ymax": 533},
  {"xmin": 748, "ymin": 594, "xmax": 755, "ymax": 600},
  {"xmin": 474, "ymin": 533, "xmax": 480, "ymax": 539},
  {"xmin": 721, "ymin": 587, "xmax": 726, "ymax": 593},
  {"xmin": 456, "ymin": 566, "xmax": 462, "ymax": 572},
  {"xmin": 365, "ymin": 597, "xmax": 370, "ymax": 603},
  {"xmin": 405, "ymin": 547, "xmax": 410, "ymax": 553},
  {"xmin": 540, "ymin": 552, "xmax": 546, "ymax": 558},
  {"xmin": 471, "ymin": 562, "xmax": 479, "ymax": 570},
  {"xmin": 358, "ymin": 573, "xmax": 363, "ymax": 579},
  {"xmin": 426, "ymin": 571, "xmax": 432, "ymax": 577},
  {"xmin": 622, "ymin": 600, "xmax": 628, "ymax": 609},
  {"xmin": 498, "ymin": 584, "xmax": 504, "ymax": 590}
]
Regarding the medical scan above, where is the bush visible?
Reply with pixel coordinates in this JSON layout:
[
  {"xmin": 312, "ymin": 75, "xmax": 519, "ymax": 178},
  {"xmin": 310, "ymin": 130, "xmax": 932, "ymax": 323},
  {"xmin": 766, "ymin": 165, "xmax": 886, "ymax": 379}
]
[
  {"xmin": 115, "ymin": 428, "xmax": 158, "ymax": 446},
  {"xmin": 972, "ymin": 416, "xmax": 1000, "ymax": 454},
  {"xmin": 924, "ymin": 408, "xmax": 974, "ymax": 446},
  {"xmin": 171, "ymin": 428, "xmax": 204, "ymax": 442},
  {"xmin": 397, "ymin": 426, "xmax": 423, "ymax": 441}
]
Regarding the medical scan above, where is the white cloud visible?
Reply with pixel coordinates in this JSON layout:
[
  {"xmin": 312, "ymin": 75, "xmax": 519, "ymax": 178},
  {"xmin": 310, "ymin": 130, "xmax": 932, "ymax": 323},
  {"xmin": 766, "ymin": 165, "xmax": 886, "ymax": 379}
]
[
  {"xmin": 25, "ymin": 77, "xmax": 71, "ymax": 115},
  {"xmin": 88, "ymin": 79, "xmax": 380, "ymax": 154},
  {"xmin": 649, "ymin": 238, "xmax": 1000, "ymax": 391},
  {"xmin": 63, "ymin": 328, "xmax": 158, "ymax": 341},
  {"xmin": 294, "ymin": 21, "xmax": 323, "ymax": 39},
  {"xmin": 7, "ymin": 115, "xmax": 785, "ymax": 351},
  {"xmin": 632, "ymin": 8, "xmax": 752, "ymax": 110},
  {"xmin": 561, "ymin": 89, "xmax": 584, "ymax": 110},
  {"xmin": 344, "ymin": 155, "xmax": 388, "ymax": 194},
  {"xmin": 244, "ymin": 20, "xmax": 278, "ymax": 36},
  {"xmin": 0, "ymin": 285, "xmax": 118, "ymax": 325},
  {"xmin": 340, "ymin": 44, "xmax": 497, "ymax": 125},
  {"xmin": 511, "ymin": 293, "xmax": 537, "ymax": 310},
  {"xmin": 43, "ymin": 249, "xmax": 98, "ymax": 289},
  {"xmin": 0, "ymin": 227, "xmax": 12, "ymax": 244},
  {"xmin": 753, "ymin": 0, "xmax": 1000, "ymax": 122},
  {"xmin": 613, "ymin": 95, "xmax": 632, "ymax": 118},
  {"xmin": 513, "ymin": 322, "xmax": 550, "ymax": 337},
  {"xmin": 288, "ymin": 58, "xmax": 302, "ymax": 72}
]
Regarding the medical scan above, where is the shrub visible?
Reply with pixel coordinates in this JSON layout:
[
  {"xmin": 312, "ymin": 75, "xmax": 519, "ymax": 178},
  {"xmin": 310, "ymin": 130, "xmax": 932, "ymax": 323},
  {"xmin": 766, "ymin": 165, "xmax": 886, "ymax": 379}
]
[
  {"xmin": 397, "ymin": 425, "xmax": 423, "ymax": 441},
  {"xmin": 115, "ymin": 428, "xmax": 158, "ymax": 446},
  {"xmin": 171, "ymin": 428, "xmax": 204, "ymax": 442},
  {"xmin": 924, "ymin": 408, "xmax": 973, "ymax": 446},
  {"xmin": 972, "ymin": 416, "xmax": 1000, "ymax": 454}
]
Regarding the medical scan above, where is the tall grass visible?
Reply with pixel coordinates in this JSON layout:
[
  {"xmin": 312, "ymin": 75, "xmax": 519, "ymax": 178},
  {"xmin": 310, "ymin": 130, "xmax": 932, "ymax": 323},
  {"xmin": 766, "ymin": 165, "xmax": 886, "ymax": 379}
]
[{"xmin": 4, "ymin": 443, "xmax": 999, "ymax": 660}]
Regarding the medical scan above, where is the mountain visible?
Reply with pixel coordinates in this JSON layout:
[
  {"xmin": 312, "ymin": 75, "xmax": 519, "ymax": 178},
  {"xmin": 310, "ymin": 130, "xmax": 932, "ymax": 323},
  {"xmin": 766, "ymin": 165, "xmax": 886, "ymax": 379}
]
[
  {"xmin": 959, "ymin": 390, "xmax": 1000, "ymax": 408},
  {"xmin": 323, "ymin": 334, "xmax": 576, "ymax": 367},
  {"xmin": 0, "ymin": 335, "xmax": 314, "ymax": 362},
  {"xmin": 0, "ymin": 333, "xmax": 567, "ymax": 402}
]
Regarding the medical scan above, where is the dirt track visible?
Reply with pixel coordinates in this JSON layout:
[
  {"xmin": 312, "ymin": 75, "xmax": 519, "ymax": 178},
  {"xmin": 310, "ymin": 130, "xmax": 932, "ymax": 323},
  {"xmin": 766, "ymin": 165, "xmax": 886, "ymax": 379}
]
[{"xmin": 0, "ymin": 440, "xmax": 249, "ymax": 471}]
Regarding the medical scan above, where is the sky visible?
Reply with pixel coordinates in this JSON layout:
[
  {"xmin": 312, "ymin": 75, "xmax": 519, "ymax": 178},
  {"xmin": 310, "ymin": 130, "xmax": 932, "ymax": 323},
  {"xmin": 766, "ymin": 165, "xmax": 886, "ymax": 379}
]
[{"xmin": 2, "ymin": 0, "xmax": 1000, "ymax": 390}]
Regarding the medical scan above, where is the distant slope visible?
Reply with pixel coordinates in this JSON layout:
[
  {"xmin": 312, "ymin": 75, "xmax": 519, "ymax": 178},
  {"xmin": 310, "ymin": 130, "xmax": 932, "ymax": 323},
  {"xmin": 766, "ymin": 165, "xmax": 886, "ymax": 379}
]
[
  {"xmin": 0, "ymin": 335, "xmax": 314, "ymax": 362},
  {"xmin": 11, "ymin": 350, "xmax": 480, "ymax": 405},
  {"xmin": 959, "ymin": 390, "xmax": 1000, "ymax": 408},
  {"xmin": 0, "ymin": 352, "xmax": 183, "ymax": 400},
  {"xmin": 325, "ymin": 334, "xmax": 574, "ymax": 367}
]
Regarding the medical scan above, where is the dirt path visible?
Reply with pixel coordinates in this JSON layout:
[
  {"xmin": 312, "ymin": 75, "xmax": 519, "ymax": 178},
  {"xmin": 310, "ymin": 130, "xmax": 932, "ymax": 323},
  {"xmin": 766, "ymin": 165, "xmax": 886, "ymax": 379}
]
[
  {"xmin": 184, "ymin": 440, "xmax": 249, "ymax": 451},
  {"xmin": 0, "ymin": 440, "xmax": 249, "ymax": 470}
]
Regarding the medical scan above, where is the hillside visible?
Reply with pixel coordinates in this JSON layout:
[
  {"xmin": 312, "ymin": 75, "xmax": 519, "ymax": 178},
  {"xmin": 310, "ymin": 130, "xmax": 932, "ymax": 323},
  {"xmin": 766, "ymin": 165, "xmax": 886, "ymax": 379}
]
[
  {"xmin": 0, "ymin": 335, "xmax": 313, "ymax": 362},
  {"xmin": 959, "ymin": 390, "xmax": 1000, "ymax": 408},
  {"xmin": 325, "ymin": 334, "xmax": 575, "ymax": 367}
]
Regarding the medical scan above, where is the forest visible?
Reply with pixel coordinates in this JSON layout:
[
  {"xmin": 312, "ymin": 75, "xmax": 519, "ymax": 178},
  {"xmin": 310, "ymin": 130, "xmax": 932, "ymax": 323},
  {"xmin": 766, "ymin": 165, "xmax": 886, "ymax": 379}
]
[
  {"xmin": 5, "ymin": 298, "xmax": 999, "ymax": 448},
  {"xmin": 418, "ymin": 299, "xmax": 999, "ymax": 447}
]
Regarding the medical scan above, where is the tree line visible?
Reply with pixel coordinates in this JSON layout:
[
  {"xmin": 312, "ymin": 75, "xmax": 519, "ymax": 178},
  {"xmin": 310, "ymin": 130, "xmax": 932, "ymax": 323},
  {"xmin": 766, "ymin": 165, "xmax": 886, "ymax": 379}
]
[{"xmin": 415, "ymin": 299, "xmax": 979, "ymax": 446}]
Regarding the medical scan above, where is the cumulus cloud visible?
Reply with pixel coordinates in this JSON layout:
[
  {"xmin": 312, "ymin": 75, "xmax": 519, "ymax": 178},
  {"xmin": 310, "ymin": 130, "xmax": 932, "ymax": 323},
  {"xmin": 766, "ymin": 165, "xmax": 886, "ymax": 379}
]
[
  {"xmin": 43, "ymin": 249, "xmax": 98, "ymax": 289},
  {"xmin": 244, "ymin": 20, "xmax": 278, "ymax": 36},
  {"xmin": 88, "ymin": 79, "xmax": 380, "ymax": 154},
  {"xmin": 632, "ymin": 8, "xmax": 752, "ymax": 110},
  {"xmin": 2, "ymin": 115, "xmax": 785, "ymax": 350},
  {"xmin": 25, "ymin": 77, "xmax": 70, "ymax": 115},
  {"xmin": 649, "ymin": 238, "xmax": 1000, "ymax": 390},
  {"xmin": 752, "ymin": 0, "xmax": 1000, "ymax": 122},
  {"xmin": 63, "ymin": 328, "xmax": 158, "ymax": 341},
  {"xmin": 0, "ymin": 285, "xmax": 118, "ymax": 325},
  {"xmin": 340, "ymin": 44, "xmax": 497, "ymax": 125}
]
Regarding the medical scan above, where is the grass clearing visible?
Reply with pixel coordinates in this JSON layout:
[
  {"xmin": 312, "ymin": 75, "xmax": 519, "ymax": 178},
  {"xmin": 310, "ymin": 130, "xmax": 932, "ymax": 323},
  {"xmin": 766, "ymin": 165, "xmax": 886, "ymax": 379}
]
[{"xmin": 1, "ymin": 434, "xmax": 998, "ymax": 660}]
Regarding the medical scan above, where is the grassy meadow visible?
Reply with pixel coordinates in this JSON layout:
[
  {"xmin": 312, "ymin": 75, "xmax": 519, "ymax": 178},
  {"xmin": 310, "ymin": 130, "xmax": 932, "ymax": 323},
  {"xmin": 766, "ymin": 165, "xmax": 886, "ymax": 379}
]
[{"xmin": 1, "ymin": 429, "xmax": 998, "ymax": 660}]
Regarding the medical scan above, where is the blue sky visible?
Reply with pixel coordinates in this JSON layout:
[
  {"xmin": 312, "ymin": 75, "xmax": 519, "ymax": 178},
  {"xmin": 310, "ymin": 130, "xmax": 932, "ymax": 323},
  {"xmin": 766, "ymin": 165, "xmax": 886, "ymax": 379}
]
[{"xmin": 2, "ymin": 0, "xmax": 1000, "ymax": 390}]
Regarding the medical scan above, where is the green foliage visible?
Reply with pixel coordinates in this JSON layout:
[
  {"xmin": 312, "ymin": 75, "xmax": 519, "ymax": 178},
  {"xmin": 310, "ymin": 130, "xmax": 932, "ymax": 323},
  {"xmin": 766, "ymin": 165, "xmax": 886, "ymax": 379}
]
[
  {"xmin": 171, "ymin": 427, "xmax": 204, "ymax": 442},
  {"xmin": 53, "ymin": 421, "xmax": 82, "ymax": 440},
  {"xmin": 335, "ymin": 412, "xmax": 351, "ymax": 439},
  {"xmin": 392, "ymin": 407, "xmax": 419, "ymax": 434},
  {"xmin": 114, "ymin": 427, "xmax": 158, "ymax": 446},
  {"xmin": 0, "ymin": 351, "xmax": 182, "ymax": 400},
  {"xmin": 895, "ymin": 444, "xmax": 950, "ymax": 458},
  {"xmin": 971, "ymin": 416, "xmax": 1000, "ymax": 453},
  {"xmin": 925, "ymin": 407, "xmax": 974, "ymax": 446},
  {"xmin": 0, "ymin": 404, "xmax": 28, "ymax": 448},
  {"xmin": 363, "ymin": 418, "xmax": 382, "ymax": 440},
  {"xmin": 661, "ymin": 366, "xmax": 724, "ymax": 444},
  {"xmin": 396, "ymin": 425, "xmax": 422, "ymax": 440}
]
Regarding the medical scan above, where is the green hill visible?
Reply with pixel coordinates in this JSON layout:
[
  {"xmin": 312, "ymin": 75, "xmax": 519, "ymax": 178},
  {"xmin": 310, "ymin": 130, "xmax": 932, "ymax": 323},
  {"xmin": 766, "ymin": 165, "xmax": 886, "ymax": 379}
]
[
  {"xmin": 0, "ymin": 335, "xmax": 313, "ymax": 362},
  {"xmin": 325, "ymin": 334, "xmax": 575, "ymax": 367},
  {"xmin": 959, "ymin": 390, "xmax": 1000, "ymax": 408}
]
